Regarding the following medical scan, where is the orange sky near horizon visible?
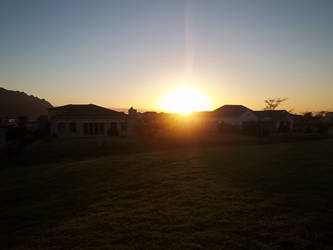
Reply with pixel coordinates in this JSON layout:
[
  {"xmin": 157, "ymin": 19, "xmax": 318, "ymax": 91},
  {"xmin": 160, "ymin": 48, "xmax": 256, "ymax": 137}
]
[{"xmin": 5, "ymin": 75, "xmax": 331, "ymax": 115}]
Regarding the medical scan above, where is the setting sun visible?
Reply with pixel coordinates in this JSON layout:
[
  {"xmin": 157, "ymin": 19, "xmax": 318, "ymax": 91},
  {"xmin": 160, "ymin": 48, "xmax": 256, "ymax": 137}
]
[{"xmin": 159, "ymin": 85, "xmax": 211, "ymax": 114}]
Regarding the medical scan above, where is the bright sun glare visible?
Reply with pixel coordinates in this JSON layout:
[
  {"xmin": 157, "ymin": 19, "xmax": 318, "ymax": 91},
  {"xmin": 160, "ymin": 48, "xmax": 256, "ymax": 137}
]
[{"xmin": 159, "ymin": 85, "xmax": 211, "ymax": 114}]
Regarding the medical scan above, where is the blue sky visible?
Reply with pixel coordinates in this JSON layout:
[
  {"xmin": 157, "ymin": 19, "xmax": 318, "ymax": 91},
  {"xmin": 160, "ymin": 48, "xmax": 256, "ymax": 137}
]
[{"xmin": 1, "ymin": 0, "xmax": 333, "ymax": 112}]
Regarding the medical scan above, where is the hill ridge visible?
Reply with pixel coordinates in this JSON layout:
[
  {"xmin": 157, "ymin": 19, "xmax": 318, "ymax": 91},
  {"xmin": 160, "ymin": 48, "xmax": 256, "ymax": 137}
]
[{"xmin": 0, "ymin": 87, "xmax": 53, "ymax": 118}]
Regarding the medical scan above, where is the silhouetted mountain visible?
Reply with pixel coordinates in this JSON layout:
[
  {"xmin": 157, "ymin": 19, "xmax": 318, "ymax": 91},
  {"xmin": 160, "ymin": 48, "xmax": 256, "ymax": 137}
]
[{"xmin": 0, "ymin": 87, "xmax": 53, "ymax": 118}]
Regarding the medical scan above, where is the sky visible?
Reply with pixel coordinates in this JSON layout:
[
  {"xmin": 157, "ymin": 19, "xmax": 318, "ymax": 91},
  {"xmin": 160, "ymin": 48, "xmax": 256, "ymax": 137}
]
[{"xmin": 1, "ymin": 0, "xmax": 333, "ymax": 113}]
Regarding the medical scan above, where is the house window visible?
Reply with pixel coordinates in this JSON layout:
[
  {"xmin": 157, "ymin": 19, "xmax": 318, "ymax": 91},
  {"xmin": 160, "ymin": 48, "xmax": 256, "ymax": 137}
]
[
  {"xmin": 120, "ymin": 122, "xmax": 127, "ymax": 131},
  {"xmin": 82, "ymin": 122, "xmax": 106, "ymax": 135},
  {"xmin": 69, "ymin": 122, "xmax": 76, "ymax": 133},
  {"xmin": 99, "ymin": 123, "xmax": 105, "ymax": 135},
  {"xmin": 83, "ymin": 123, "xmax": 89, "ymax": 135},
  {"xmin": 57, "ymin": 123, "xmax": 66, "ymax": 133},
  {"xmin": 94, "ymin": 123, "xmax": 98, "ymax": 135},
  {"xmin": 89, "ymin": 123, "xmax": 94, "ymax": 135},
  {"xmin": 108, "ymin": 122, "xmax": 119, "ymax": 136}
]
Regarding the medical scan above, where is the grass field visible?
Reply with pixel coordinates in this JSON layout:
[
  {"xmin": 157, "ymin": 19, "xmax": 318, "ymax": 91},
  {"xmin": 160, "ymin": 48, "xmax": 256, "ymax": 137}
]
[{"xmin": 1, "ymin": 139, "xmax": 333, "ymax": 249}]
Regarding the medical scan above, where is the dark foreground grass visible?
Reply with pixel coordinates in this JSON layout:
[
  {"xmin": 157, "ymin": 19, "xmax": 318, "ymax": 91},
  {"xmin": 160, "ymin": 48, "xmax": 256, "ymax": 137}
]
[{"xmin": 1, "ymin": 139, "xmax": 333, "ymax": 249}]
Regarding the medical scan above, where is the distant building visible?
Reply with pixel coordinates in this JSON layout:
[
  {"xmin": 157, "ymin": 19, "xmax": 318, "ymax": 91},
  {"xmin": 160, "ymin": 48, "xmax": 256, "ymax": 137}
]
[
  {"xmin": 254, "ymin": 110, "xmax": 294, "ymax": 132},
  {"xmin": 49, "ymin": 104, "xmax": 128, "ymax": 137},
  {"xmin": 194, "ymin": 105, "xmax": 295, "ymax": 134}
]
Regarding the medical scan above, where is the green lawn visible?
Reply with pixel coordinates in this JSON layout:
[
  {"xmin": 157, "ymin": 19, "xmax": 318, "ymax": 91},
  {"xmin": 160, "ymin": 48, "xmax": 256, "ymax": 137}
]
[{"xmin": 1, "ymin": 139, "xmax": 333, "ymax": 249}]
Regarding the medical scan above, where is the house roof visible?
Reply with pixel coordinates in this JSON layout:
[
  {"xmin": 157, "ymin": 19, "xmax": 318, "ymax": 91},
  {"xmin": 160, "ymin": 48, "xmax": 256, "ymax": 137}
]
[
  {"xmin": 254, "ymin": 110, "xmax": 291, "ymax": 120},
  {"xmin": 212, "ymin": 105, "xmax": 253, "ymax": 118},
  {"xmin": 49, "ymin": 104, "xmax": 126, "ymax": 119}
]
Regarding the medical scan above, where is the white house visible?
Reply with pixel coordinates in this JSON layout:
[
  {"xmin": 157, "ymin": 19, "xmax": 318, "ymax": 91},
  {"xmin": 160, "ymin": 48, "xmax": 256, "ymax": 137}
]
[
  {"xmin": 254, "ymin": 110, "xmax": 294, "ymax": 131},
  {"xmin": 49, "ymin": 104, "xmax": 128, "ymax": 137}
]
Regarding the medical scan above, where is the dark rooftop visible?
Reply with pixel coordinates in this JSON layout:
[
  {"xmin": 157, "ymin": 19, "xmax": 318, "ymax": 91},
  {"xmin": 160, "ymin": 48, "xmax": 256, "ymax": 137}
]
[
  {"xmin": 49, "ymin": 104, "xmax": 126, "ymax": 119},
  {"xmin": 212, "ymin": 105, "xmax": 253, "ymax": 118}
]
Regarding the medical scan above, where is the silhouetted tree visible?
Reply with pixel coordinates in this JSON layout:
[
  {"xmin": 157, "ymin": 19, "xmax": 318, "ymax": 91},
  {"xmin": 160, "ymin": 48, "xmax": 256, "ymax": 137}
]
[{"xmin": 264, "ymin": 98, "xmax": 288, "ymax": 110}]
